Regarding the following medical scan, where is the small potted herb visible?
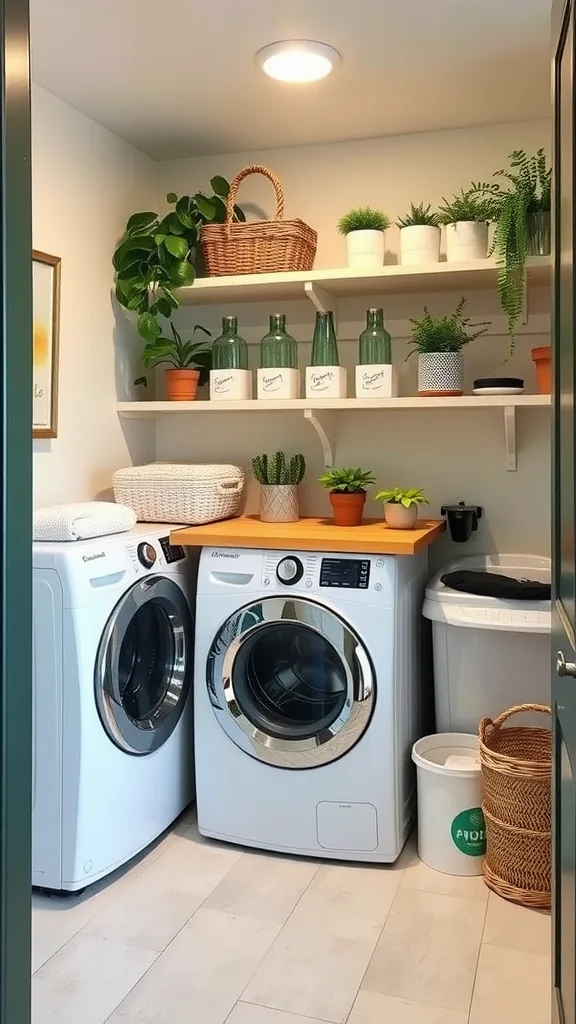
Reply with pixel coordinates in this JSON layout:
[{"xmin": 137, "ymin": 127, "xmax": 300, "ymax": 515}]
[
  {"xmin": 408, "ymin": 298, "xmax": 490, "ymax": 396},
  {"xmin": 375, "ymin": 486, "xmax": 430, "ymax": 530},
  {"xmin": 337, "ymin": 207, "xmax": 391, "ymax": 270},
  {"xmin": 252, "ymin": 451, "xmax": 306, "ymax": 523},
  {"xmin": 136, "ymin": 322, "xmax": 211, "ymax": 401},
  {"xmin": 397, "ymin": 203, "xmax": 441, "ymax": 266},
  {"xmin": 318, "ymin": 467, "xmax": 375, "ymax": 527},
  {"xmin": 438, "ymin": 188, "xmax": 496, "ymax": 262}
]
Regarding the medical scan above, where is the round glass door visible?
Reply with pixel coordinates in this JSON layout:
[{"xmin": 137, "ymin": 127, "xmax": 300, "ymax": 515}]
[
  {"xmin": 95, "ymin": 576, "xmax": 192, "ymax": 755},
  {"xmin": 207, "ymin": 597, "xmax": 375, "ymax": 769}
]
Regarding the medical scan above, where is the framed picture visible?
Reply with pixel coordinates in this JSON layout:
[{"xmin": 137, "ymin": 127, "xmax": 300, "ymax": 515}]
[{"xmin": 33, "ymin": 249, "xmax": 61, "ymax": 439}]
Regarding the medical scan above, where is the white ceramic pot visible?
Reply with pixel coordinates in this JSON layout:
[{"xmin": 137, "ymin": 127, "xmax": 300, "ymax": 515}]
[
  {"xmin": 355, "ymin": 364, "xmax": 398, "ymax": 398},
  {"xmin": 345, "ymin": 230, "xmax": 385, "ymax": 269},
  {"xmin": 257, "ymin": 368, "xmax": 300, "ymax": 400},
  {"xmin": 210, "ymin": 369, "xmax": 252, "ymax": 401},
  {"xmin": 400, "ymin": 225, "xmax": 441, "ymax": 266},
  {"xmin": 260, "ymin": 484, "xmax": 299, "ymax": 523},
  {"xmin": 305, "ymin": 366, "xmax": 347, "ymax": 398},
  {"xmin": 418, "ymin": 352, "xmax": 463, "ymax": 396},
  {"xmin": 445, "ymin": 221, "xmax": 488, "ymax": 262},
  {"xmin": 384, "ymin": 502, "xmax": 418, "ymax": 530}
]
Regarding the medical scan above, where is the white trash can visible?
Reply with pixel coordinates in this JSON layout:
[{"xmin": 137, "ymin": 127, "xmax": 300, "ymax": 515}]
[{"xmin": 412, "ymin": 733, "xmax": 485, "ymax": 876}]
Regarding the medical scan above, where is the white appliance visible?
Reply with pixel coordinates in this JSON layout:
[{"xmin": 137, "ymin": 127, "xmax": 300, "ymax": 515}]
[
  {"xmin": 33, "ymin": 525, "xmax": 197, "ymax": 892},
  {"xmin": 194, "ymin": 546, "xmax": 428, "ymax": 862}
]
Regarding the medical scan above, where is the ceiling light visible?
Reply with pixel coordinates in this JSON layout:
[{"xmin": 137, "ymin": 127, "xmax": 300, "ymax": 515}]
[{"xmin": 255, "ymin": 41, "xmax": 340, "ymax": 84}]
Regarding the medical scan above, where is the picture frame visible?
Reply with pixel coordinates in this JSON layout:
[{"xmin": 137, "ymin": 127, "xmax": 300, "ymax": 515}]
[{"xmin": 33, "ymin": 249, "xmax": 61, "ymax": 439}]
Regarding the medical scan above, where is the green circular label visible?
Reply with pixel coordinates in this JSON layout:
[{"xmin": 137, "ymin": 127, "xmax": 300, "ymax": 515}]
[{"xmin": 451, "ymin": 807, "xmax": 486, "ymax": 856}]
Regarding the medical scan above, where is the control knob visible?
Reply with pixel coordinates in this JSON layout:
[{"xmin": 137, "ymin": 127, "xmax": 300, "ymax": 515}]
[
  {"xmin": 276, "ymin": 556, "xmax": 304, "ymax": 585},
  {"xmin": 137, "ymin": 542, "xmax": 157, "ymax": 569}
]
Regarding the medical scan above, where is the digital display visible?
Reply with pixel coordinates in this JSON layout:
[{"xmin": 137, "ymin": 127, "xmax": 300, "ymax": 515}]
[
  {"xmin": 319, "ymin": 558, "xmax": 370, "ymax": 589},
  {"xmin": 159, "ymin": 536, "xmax": 185, "ymax": 564}
]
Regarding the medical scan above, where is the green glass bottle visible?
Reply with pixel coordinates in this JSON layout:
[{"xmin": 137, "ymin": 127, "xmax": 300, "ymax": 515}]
[
  {"xmin": 260, "ymin": 314, "xmax": 298, "ymax": 369},
  {"xmin": 212, "ymin": 316, "xmax": 248, "ymax": 370},
  {"xmin": 310, "ymin": 311, "xmax": 340, "ymax": 366},
  {"xmin": 359, "ymin": 308, "xmax": 391, "ymax": 365}
]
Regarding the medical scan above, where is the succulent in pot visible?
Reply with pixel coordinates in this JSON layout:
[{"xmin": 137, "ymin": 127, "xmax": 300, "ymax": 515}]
[
  {"xmin": 397, "ymin": 203, "xmax": 441, "ymax": 266},
  {"xmin": 408, "ymin": 298, "xmax": 490, "ymax": 397},
  {"xmin": 337, "ymin": 207, "xmax": 391, "ymax": 270},
  {"xmin": 375, "ymin": 486, "xmax": 430, "ymax": 530},
  {"xmin": 252, "ymin": 451, "xmax": 306, "ymax": 523},
  {"xmin": 438, "ymin": 188, "xmax": 496, "ymax": 262},
  {"xmin": 318, "ymin": 467, "xmax": 376, "ymax": 527},
  {"xmin": 136, "ymin": 322, "xmax": 211, "ymax": 401}
]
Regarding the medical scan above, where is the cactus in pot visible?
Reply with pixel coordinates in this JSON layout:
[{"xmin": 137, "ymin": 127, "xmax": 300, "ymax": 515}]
[{"xmin": 252, "ymin": 451, "xmax": 306, "ymax": 523}]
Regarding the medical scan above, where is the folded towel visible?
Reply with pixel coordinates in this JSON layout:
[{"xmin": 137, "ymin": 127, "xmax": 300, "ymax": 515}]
[{"xmin": 34, "ymin": 502, "xmax": 136, "ymax": 542}]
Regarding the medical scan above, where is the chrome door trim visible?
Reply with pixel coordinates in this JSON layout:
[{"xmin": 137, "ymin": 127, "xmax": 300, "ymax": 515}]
[
  {"xmin": 95, "ymin": 575, "xmax": 192, "ymax": 755},
  {"xmin": 206, "ymin": 597, "xmax": 375, "ymax": 769}
]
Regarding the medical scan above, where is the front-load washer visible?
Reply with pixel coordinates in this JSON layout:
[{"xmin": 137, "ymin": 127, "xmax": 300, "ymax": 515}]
[
  {"xmin": 194, "ymin": 546, "xmax": 428, "ymax": 862},
  {"xmin": 33, "ymin": 524, "xmax": 197, "ymax": 892}
]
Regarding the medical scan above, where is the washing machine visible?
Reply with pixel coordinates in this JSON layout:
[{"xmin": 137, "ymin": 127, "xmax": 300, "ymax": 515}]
[
  {"xmin": 33, "ymin": 524, "xmax": 197, "ymax": 892},
  {"xmin": 194, "ymin": 546, "xmax": 428, "ymax": 862}
]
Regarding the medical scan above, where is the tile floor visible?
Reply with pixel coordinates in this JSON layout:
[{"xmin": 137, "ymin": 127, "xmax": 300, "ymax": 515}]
[{"xmin": 32, "ymin": 806, "xmax": 551, "ymax": 1024}]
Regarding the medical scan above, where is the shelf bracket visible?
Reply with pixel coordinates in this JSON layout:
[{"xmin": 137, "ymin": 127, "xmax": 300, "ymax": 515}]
[
  {"xmin": 304, "ymin": 282, "xmax": 338, "ymax": 325},
  {"xmin": 504, "ymin": 405, "xmax": 517, "ymax": 471},
  {"xmin": 303, "ymin": 408, "xmax": 336, "ymax": 468}
]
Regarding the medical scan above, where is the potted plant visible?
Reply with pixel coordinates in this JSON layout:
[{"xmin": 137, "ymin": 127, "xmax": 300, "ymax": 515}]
[
  {"xmin": 408, "ymin": 298, "xmax": 490, "ymax": 396},
  {"xmin": 337, "ymin": 207, "xmax": 391, "ymax": 270},
  {"xmin": 531, "ymin": 345, "xmax": 552, "ymax": 394},
  {"xmin": 438, "ymin": 187, "xmax": 496, "ymax": 262},
  {"xmin": 136, "ymin": 322, "xmax": 211, "ymax": 401},
  {"xmin": 306, "ymin": 311, "xmax": 346, "ymax": 398},
  {"xmin": 252, "ymin": 451, "xmax": 306, "ymax": 523},
  {"xmin": 397, "ymin": 203, "xmax": 441, "ymax": 266},
  {"xmin": 318, "ymin": 467, "xmax": 375, "ymax": 527},
  {"xmin": 375, "ymin": 486, "xmax": 430, "ymax": 530}
]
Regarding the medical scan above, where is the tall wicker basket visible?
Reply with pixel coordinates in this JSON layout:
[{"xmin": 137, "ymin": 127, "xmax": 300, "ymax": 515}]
[
  {"xmin": 200, "ymin": 165, "xmax": 317, "ymax": 276},
  {"xmin": 479, "ymin": 704, "xmax": 551, "ymax": 908}
]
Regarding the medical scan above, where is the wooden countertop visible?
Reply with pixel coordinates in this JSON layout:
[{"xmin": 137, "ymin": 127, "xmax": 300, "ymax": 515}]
[{"xmin": 171, "ymin": 516, "xmax": 445, "ymax": 556}]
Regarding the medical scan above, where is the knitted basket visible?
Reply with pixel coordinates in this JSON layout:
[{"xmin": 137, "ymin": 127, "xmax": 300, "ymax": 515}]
[{"xmin": 113, "ymin": 463, "xmax": 245, "ymax": 525}]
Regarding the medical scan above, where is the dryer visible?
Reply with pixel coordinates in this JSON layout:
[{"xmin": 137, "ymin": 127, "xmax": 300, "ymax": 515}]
[
  {"xmin": 33, "ymin": 525, "xmax": 197, "ymax": 892},
  {"xmin": 194, "ymin": 546, "xmax": 428, "ymax": 862}
]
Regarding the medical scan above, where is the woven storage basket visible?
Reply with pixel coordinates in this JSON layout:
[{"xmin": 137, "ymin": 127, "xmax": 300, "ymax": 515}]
[
  {"xmin": 112, "ymin": 463, "xmax": 245, "ymax": 525},
  {"xmin": 479, "ymin": 703, "xmax": 551, "ymax": 907},
  {"xmin": 200, "ymin": 165, "xmax": 317, "ymax": 276}
]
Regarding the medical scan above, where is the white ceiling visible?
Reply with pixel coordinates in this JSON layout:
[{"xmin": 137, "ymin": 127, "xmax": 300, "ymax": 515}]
[{"xmin": 30, "ymin": 0, "xmax": 551, "ymax": 160}]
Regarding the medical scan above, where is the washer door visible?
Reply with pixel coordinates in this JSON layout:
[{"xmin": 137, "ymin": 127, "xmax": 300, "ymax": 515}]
[
  {"xmin": 207, "ymin": 597, "xmax": 375, "ymax": 768},
  {"xmin": 95, "ymin": 575, "xmax": 192, "ymax": 755}
]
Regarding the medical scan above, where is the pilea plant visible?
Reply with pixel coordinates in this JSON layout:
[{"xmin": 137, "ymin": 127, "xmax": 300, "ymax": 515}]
[
  {"xmin": 337, "ymin": 207, "xmax": 391, "ymax": 234},
  {"xmin": 408, "ymin": 298, "xmax": 490, "ymax": 355},
  {"xmin": 252, "ymin": 452, "xmax": 306, "ymax": 486},
  {"xmin": 374, "ymin": 486, "xmax": 430, "ymax": 507},
  {"xmin": 397, "ymin": 203, "xmax": 440, "ymax": 228},
  {"xmin": 318, "ymin": 467, "xmax": 375, "ymax": 492}
]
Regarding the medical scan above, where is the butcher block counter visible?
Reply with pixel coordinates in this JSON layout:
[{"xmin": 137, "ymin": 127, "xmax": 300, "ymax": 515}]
[{"xmin": 170, "ymin": 516, "xmax": 445, "ymax": 556}]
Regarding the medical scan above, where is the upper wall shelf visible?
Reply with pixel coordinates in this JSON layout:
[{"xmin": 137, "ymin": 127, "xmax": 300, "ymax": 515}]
[{"xmin": 176, "ymin": 256, "xmax": 551, "ymax": 308}]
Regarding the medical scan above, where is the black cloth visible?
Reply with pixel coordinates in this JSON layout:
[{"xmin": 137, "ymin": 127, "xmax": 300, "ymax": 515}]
[{"xmin": 440, "ymin": 570, "xmax": 550, "ymax": 601}]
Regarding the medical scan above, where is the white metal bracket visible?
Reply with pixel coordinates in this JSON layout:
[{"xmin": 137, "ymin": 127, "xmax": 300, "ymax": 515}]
[
  {"xmin": 304, "ymin": 282, "xmax": 338, "ymax": 327},
  {"xmin": 303, "ymin": 408, "xmax": 336, "ymax": 468},
  {"xmin": 504, "ymin": 406, "xmax": 517, "ymax": 471}
]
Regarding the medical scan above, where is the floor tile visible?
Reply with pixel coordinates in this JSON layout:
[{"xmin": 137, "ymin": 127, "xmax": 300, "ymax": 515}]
[
  {"xmin": 107, "ymin": 908, "xmax": 279, "ymax": 1023},
  {"xmin": 482, "ymin": 891, "xmax": 551, "ymax": 955},
  {"xmin": 469, "ymin": 944, "xmax": 551, "ymax": 1024},
  {"xmin": 203, "ymin": 851, "xmax": 318, "ymax": 924},
  {"xmin": 348, "ymin": 991, "xmax": 468, "ymax": 1024},
  {"xmin": 401, "ymin": 848, "xmax": 488, "ymax": 902},
  {"xmin": 243, "ymin": 861, "xmax": 401, "ymax": 1023},
  {"xmin": 135, "ymin": 824, "xmax": 243, "ymax": 897},
  {"xmin": 32, "ymin": 934, "xmax": 156, "ymax": 1024},
  {"xmin": 362, "ymin": 888, "xmax": 486, "ymax": 1012},
  {"xmin": 228, "ymin": 1004, "xmax": 331, "ymax": 1024}
]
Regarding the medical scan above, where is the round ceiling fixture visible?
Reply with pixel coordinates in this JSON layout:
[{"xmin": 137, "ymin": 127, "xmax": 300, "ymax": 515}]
[{"xmin": 255, "ymin": 40, "xmax": 341, "ymax": 84}]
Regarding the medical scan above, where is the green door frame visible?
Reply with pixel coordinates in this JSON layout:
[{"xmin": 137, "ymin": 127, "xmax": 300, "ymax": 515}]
[{"xmin": 0, "ymin": 0, "xmax": 32, "ymax": 1019}]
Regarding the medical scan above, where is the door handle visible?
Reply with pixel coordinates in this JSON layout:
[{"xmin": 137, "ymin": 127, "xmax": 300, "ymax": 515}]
[{"xmin": 557, "ymin": 651, "xmax": 576, "ymax": 677}]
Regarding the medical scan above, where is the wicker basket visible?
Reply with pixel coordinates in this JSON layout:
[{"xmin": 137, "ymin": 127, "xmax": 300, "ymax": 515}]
[
  {"xmin": 200, "ymin": 165, "xmax": 317, "ymax": 276},
  {"xmin": 479, "ymin": 703, "xmax": 551, "ymax": 907},
  {"xmin": 112, "ymin": 463, "xmax": 245, "ymax": 525}
]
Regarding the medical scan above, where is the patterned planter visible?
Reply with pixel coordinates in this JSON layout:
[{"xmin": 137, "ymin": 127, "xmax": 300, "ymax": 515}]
[
  {"xmin": 259, "ymin": 484, "xmax": 299, "ymax": 523},
  {"xmin": 418, "ymin": 352, "xmax": 464, "ymax": 396}
]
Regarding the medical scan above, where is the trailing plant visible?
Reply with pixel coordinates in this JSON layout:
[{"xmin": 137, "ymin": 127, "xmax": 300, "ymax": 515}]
[
  {"xmin": 397, "ymin": 203, "xmax": 440, "ymax": 228},
  {"xmin": 374, "ymin": 486, "xmax": 430, "ymax": 508},
  {"xmin": 113, "ymin": 177, "xmax": 245, "ymax": 346},
  {"xmin": 318, "ymin": 467, "xmax": 376, "ymax": 493},
  {"xmin": 252, "ymin": 452, "xmax": 306, "ymax": 486},
  {"xmin": 337, "ymin": 207, "xmax": 391, "ymax": 234},
  {"xmin": 135, "ymin": 323, "xmax": 211, "ymax": 387},
  {"xmin": 407, "ymin": 298, "xmax": 490, "ymax": 356},
  {"xmin": 437, "ymin": 187, "xmax": 497, "ymax": 225}
]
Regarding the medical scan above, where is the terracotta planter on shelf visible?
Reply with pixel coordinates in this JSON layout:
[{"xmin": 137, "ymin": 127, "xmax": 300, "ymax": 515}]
[
  {"xmin": 329, "ymin": 491, "xmax": 366, "ymax": 527},
  {"xmin": 384, "ymin": 503, "xmax": 418, "ymax": 530},
  {"xmin": 531, "ymin": 346, "xmax": 552, "ymax": 395},
  {"xmin": 165, "ymin": 368, "xmax": 200, "ymax": 401}
]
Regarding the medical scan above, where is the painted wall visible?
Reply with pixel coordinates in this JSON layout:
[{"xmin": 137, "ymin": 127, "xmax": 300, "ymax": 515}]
[
  {"xmin": 32, "ymin": 85, "xmax": 157, "ymax": 507},
  {"xmin": 156, "ymin": 120, "xmax": 552, "ymax": 568}
]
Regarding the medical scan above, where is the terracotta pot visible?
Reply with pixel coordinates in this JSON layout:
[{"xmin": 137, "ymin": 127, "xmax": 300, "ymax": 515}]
[
  {"xmin": 531, "ymin": 346, "xmax": 552, "ymax": 395},
  {"xmin": 329, "ymin": 491, "xmax": 366, "ymax": 527},
  {"xmin": 384, "ymin": 502, "xmax": 418, "ymax": 530},
  {"xmin": 165, "ymin": 368, "xmax": 199, "ymax": 401}
]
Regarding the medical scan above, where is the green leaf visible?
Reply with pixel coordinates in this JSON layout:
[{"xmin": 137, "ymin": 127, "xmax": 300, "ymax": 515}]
[
  {"xmin": 161, "ymin": 286, "xmax": 179, "ymax": 309},
  {"xmin": 169, "ymin": 260, "xmax": 196, "ymax": 287},
  {"xmin": 210, "ymin": 175, "xmax": 230, "ymax": 198},
  {"xmin": 156, "ymin": 297, "xmax": 172, "ymax": 318},
  {"xmin": 127, "ymin": 293, "xmax": 148, "ymax": 312},
  {"xmin": 233, "ymin": 204, "xmax": 246, "ymax": 223},
  {"xmin": 134, "ymin": 376, "xmax": 147, "ymax": 387},
  {"xmin": 126, "ymin": 211, "xmax": 158, "ymax": 232},
  {"xmin": 154, "ymin": 234, "xmax": 166, "ymax": 246},
  {"xmin": 196, "ymin": 195, "xmax": 216, "ymax": 221},
  {"xmin": 167, "ymin": 213, "xmax": 184, "ymax": 235},
  {"xmin": 137, "ymin": 311, "xmax": 162, "ymax": 344},
  {"xmin": 112, "ymin": 235, "xmax": 155, "ymax": 270},
  {"xmin": 193, "ymin": 324, "xmax": 211, "ymax": 336},
  {"xmin": 164, "ymin": 235, "xmax": 188, "ymax": 258},
  {"xmin": 211, "ymin": 196, "xmax": 227, "ymax": 223},
  {"xmin": 166, "ymin": 192, "xmax": 177, "ymax": 203}
]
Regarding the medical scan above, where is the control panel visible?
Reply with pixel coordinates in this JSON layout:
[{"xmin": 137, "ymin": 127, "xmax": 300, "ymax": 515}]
[
  {"xmin": 137, "ymin": 542, "xmax": 157, "ymax": 569},
  {"xmin": 159, "ymin": 536, "xmax": 186, "ymax": 564},
  {"xmin": 319, "ymin": 558, "xmax": 370, "ymax": 589}
]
